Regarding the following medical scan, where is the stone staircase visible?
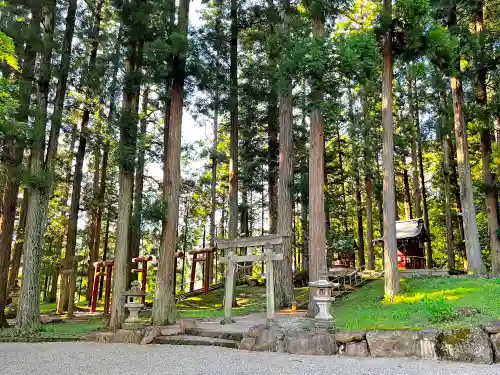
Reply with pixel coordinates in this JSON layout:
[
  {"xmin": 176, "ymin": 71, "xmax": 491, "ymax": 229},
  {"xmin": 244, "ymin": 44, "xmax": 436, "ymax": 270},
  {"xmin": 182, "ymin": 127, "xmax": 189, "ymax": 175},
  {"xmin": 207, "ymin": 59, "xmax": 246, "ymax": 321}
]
[{"xmin": 151, "ymin": 326, "xmax": 244, "ymax": 349}]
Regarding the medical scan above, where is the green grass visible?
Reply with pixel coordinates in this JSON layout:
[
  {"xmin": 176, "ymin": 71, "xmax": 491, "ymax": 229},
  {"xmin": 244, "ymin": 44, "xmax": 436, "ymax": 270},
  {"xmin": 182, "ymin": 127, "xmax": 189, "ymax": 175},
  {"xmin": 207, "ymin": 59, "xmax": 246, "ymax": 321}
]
[
  {"xmin": 0, "ymin": 317, "xmax": 106, "ymax": 341},
  {"xmin": 177, "ymin": 285, "xmax": 266, "ymax": 318},
  {"xmin": 333, "ymin": 277, "xmax": 500, "ymax": 330}
]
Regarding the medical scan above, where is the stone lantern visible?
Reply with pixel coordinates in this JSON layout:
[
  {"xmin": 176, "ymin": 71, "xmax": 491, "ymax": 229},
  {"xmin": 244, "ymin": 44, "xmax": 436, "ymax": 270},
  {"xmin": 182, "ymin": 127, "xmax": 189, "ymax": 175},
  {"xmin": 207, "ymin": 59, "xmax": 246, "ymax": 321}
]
[
  {"xmin": 6, "ymin": 280, "xmax": 20, "ymax": 318},
  {"xmin": 123, "ymin": 280, "xmax": 146, "ymax": 330},
  {"xmin": 308, "ymin": 267, "xmax": 339, "ymax": 321}
]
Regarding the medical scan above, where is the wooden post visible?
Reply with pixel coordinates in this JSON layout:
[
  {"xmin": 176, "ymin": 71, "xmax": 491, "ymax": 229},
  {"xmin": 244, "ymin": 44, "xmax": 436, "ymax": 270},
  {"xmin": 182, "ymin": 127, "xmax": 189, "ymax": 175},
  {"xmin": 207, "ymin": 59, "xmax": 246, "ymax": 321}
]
[
  {"xmin": 222, "ymin": 248, "xmax": 235, "ymax": 324},
  {"xmin": 104, "ymin": 261, "xmax": 113, "ymax": 316},
  {"xmin": 90, "ymin": 263, "xmax": 102, "ymax": 313},
  {"xmin": 189, "ymin": 253, "xmax": 198, "ymax": 292},
  {"xmin": 264, "ymin": 246, "xmax": 275, "ymax": 321}
]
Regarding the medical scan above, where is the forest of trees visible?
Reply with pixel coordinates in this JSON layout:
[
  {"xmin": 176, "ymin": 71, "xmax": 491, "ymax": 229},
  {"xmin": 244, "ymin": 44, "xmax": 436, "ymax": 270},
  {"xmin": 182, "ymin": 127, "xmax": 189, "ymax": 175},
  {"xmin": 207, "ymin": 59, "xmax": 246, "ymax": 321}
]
[{"xmin": 1, "ymin": 0, "xmax": 500, "ymax": 333}]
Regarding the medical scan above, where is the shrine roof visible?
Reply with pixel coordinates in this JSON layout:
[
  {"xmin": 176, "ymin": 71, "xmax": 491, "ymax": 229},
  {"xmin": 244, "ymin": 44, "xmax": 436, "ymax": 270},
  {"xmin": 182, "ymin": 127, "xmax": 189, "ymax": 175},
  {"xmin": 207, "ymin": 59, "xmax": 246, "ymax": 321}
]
[{"xmin": 375, "ymin": 218, "xmax": 428, "ymax": 242}]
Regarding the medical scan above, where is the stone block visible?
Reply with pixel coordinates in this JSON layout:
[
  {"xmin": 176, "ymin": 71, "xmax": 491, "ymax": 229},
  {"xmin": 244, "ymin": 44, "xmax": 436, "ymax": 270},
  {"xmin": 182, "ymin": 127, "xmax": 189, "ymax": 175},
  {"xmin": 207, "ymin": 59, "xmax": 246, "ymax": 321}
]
[
  {"xmin": 420, "ymin": 329, "xmax": 439, "ymax": 360},
  {"xmin": 113, "ymin": 329, "xmax": 145, "ymax": 344},
  {"xmin": 345, "ymin": 341, "xmax": 370, "ymax": 357},
  {"xmin": 252, "ymin": 326, "xmax": 284, "ymax": 352},
  {"xmin": 238, "ymin": 337, "xmax": 256, "ymax": 350},
  {"xmin": 366, "ymin": 330, "xmax": 421, "ymax": 358},
  {"xmin": 284, "ymin": 330, "xmax": 338, "ymax": 356},
  {"xmin": 161, "ymin": 326, "xmax": 182, "ymax": 336},
  {"xmin": 80, "ymin": 332, "xmax": 99, "ymax": 342},
  {"xmin": 247, "ymin": 324, "xmax": 268, "ymax": 338},
  {"xmin": 436, "ymin": 328, "xmax": 493, "ymax": 364},
  {"xmin": 180, "ymin": 319, "xmax": 197, "ymax": 333},
  {"xmin": 96, "ymin": 332, "xmax": 115, "ymax": 343},
  {"xmin": 457, "ymin": 307, "xmax": 480, "ymax": 317},
  {"xmin": 484, "ymin": 321, "xmax": 500, "ymax": 335},
  {"xmin": 490, "ymin": 332, "xmax": 500, "ymax": 363},
  {"xmin": 335, "ymin": 331, "xmax": 366, "ymax": 343},
  {"xmin": 140, "ymin": 326, "xmax": 160, "ymax": 345}
]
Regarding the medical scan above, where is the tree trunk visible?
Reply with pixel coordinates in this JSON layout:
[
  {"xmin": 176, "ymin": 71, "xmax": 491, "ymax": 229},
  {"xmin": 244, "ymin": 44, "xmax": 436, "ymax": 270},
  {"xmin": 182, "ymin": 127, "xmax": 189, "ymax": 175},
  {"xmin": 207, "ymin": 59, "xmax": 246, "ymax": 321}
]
[
  {"xmin": 450, "ymin": 75, "xmax": 486, "ymax": 275},
  {"xmin": 300, "ymin": 192, "xmax": 308, "ymax": 271},
  {"xmin": 348, "ymin": 87, "xmax": 365, "ymax": 268},
  {"xmin": 209, "ymin": 2, "xmax": 222, "ymax": 281},
  {"xmin": 443, "ymin": 133, "xmax": 455, "ymax": 271},
  {"xmin": 337, "ymin": 127, "xmax": 348, "ymax": 234},
  {"xmin": 86, "ymin": 145, "xmax": 101, "ymax": 303},
  {"xmin": 403, "ymin": 169, "xmax": 413, "ymax": 219},
  {"xmin": 0, "ymin": 9, "xmax": 39, "ymax": 329},
  {"xmin": 381, "ymin": 0, "xmax": 399, "ymax": 301},
  {"xmin": 16, "ymin": 0, "xmax": 56, "ymax": 334},
  {"xmin": 90, "ymin": 25, "xmax": 120, "ymax": 301},
  {"xmin": 129, "ymin": 87, "xmax": 149, "ymax": 274},
  {"xmin": 8, "ymin": 190, "xmax": 28, "ymax": 290},
  {"xmin": 152, "ymin": 0, "xmax": 189, "ymax": 326},
  {"xmin": 61, "ymin": 0, "xmax": 103, "ymax": 313},
  {"xmin": 228, "ymin": 0, "xmax": 239, "ymax": 241},
  {"xmin": 275, "ymin": 74, "xmax": 294, "ymax": 308},
  {"xmin": 362, "ymin": 91, "xmax": 375, "ymax": 270},
  {"xmin": 365, "ymin": 174, "xmax": 375, "ymax": 269},
  {"xmin": 474, "ymin": 2, "xmax": 499, "ymax": 275},
  {"xmin": 408, "ymin": 74, "xmax": 422, "ymax": 218},
  {"xmin": 308, "ymin": 9, "xmax": 327, "ymax": 316},
  {"xmin": 109, "ymin": 7, "xmax": 144, "ymax": 328},
  {"xmin": 414, "ymin": 88, "xmax": 433, "ymax": 267},
  {"xmin": 438, "ymin": 72, "xmax": 455, "ymax": 271},
  {"xmin": 267, "ymin": 81, "xmax": 278, "ymax": 235},
  {"xmin": 495, "ymin": 118, "xmax": 500, "ymax": 144}
]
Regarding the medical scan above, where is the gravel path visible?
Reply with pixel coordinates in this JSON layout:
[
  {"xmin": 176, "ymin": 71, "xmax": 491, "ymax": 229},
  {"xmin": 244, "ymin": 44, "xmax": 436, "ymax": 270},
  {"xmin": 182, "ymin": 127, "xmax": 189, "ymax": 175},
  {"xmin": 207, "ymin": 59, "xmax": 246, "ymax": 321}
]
[{"xmin": 0, "ymin": 342, "xmax": 498, "ymax": 375}]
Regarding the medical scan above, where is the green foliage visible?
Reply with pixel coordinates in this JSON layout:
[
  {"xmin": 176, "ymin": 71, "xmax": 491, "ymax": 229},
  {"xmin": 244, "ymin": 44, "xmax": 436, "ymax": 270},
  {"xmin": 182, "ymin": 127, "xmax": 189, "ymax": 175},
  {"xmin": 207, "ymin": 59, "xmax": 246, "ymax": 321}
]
[
  {"xmin": 143, "ymin": 198, "xmax": 168, "ymax": 222},
  {"xmin": 421, "ymin": 294, "xmax": 457, "ymax": 323},
  {"xmin": 0, "ymin": 31, "xmax": 18, "ymax": 70}
]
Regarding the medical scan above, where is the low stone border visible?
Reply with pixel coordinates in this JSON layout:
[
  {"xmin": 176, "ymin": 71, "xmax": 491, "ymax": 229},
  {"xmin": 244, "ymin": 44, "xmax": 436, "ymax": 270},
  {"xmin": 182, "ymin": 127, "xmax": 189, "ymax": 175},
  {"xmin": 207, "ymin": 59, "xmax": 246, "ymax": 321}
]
[
  {"xmin": 240, "ymin": 321, "xmax": 500, "ymax": 365},
  {"xmin": 81, "ymin": 318, "xmax": 196, "ymax": 345}
]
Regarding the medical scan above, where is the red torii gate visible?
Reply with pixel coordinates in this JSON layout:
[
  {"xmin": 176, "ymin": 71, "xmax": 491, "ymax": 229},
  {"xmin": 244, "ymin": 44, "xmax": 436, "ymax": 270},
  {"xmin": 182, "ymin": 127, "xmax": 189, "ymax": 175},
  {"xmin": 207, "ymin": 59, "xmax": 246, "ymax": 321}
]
[
  {"xmin": 90, "ymin": 253, "xmax": 185, "ymax": 313},
  {"xmin": 90, "ymin": 259, "xmax": 114, "ymax": 314},
  {"xmin": 188, "ymin": 248, "xmax": 216, "ymax": 295}
]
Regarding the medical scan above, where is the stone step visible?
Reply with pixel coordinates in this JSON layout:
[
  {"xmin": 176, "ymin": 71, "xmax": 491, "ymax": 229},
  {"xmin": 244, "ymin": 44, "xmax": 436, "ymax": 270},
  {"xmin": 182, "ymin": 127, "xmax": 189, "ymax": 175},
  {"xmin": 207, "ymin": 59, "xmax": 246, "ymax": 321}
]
[
  {"xmin": 152, "ymin": 335, "xmax": 238, "ymax": 349},
  {"xmin": 184, "ymin": 328, "xmax": 244, "ymax": 341}
]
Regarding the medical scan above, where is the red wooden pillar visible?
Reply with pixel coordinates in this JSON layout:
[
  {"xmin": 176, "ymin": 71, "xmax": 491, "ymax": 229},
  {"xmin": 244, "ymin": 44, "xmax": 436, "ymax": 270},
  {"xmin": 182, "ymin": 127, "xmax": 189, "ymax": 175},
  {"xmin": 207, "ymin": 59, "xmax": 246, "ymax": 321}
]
[
  {"xmin": 90, "ymin": 262, "xmax": 103, "ymax": 313},
  {"xmin": 103, "ymin": 260, "xmax": 114, "ymax": 316}
]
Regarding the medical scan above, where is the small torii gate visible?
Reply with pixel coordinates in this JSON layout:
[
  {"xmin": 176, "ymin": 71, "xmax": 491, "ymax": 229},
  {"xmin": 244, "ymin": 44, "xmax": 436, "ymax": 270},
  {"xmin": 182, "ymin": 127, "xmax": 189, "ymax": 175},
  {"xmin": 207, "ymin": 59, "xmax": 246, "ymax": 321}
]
[{"xmin": 218, "ymin": 234, "xmax": 285, "ymax": 324}]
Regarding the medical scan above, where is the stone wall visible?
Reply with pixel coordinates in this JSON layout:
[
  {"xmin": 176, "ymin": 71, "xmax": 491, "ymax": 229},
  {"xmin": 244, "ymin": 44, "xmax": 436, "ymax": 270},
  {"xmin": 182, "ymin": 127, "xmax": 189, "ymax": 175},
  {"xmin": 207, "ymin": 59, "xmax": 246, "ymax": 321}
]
[{"xmin": 241, "ymin": 323, "xmax": 500, "ymax": 365}]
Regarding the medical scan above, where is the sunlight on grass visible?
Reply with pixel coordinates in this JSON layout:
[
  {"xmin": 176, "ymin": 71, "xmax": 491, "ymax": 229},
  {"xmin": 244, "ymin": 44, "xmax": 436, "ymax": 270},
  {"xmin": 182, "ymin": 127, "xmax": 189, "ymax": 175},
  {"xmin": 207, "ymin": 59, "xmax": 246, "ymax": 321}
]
[{"xmin": 333, "ymin": 277, "xmax": 500, "ymax": 331}]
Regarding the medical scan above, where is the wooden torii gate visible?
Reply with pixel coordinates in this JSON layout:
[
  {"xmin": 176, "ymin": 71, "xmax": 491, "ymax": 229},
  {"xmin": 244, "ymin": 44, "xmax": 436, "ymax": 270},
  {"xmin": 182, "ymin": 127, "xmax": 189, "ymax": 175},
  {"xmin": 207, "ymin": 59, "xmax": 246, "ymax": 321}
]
[{"xmin": 218, "ymin": 234, "xmax": 285, "ymax": 324}]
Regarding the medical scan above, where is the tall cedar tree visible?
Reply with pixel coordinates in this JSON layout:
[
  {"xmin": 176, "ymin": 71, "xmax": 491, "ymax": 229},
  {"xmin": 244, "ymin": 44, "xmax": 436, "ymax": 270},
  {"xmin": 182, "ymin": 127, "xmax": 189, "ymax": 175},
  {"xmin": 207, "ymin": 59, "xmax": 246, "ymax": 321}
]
[
  {"xmin": 381, "ymin": 0, "xmax": 399, "ymax": 300},
  {"xmin": 0, "ymin": 4, "xmax": 40, "ymax": 327},
  {"xmin": 110, "ymin": 0, "xmax": 146, "ymax": 329},
  {"xmin": 308, "ymin": 1, "xmax": 327, "ymax": 316},
  {"xmin": 274, "ymin": 0, "xmax": 294, "ymax": 308},
  {"xmin": 16, "ymin": 0, "xmax": 56, "ymax": 334},
  {"xmin": 152, "ymin": 0, "xmax": 190, "ymax": 325}
]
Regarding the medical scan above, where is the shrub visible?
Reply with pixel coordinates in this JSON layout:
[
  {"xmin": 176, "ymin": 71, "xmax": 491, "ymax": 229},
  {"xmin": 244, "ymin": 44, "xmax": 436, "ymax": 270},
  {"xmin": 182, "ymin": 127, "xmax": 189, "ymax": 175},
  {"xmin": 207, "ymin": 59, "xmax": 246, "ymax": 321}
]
[{"xmin": 421, "ymin": 295, "xmax": 456, "ymax": 323}]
